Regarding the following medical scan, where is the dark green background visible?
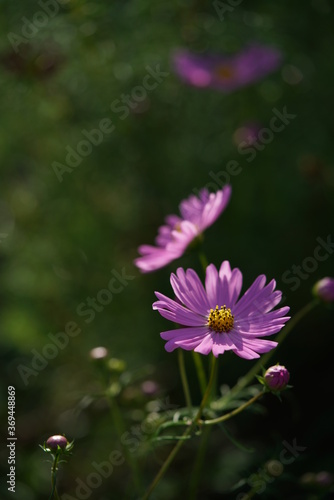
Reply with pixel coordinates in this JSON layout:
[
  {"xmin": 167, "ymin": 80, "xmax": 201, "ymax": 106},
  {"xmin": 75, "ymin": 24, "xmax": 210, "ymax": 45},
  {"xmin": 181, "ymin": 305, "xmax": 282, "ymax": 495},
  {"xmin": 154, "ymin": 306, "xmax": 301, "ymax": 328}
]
[{"xmin": 0, "ymin": 1, "xmax": 333, "ymax": 498}]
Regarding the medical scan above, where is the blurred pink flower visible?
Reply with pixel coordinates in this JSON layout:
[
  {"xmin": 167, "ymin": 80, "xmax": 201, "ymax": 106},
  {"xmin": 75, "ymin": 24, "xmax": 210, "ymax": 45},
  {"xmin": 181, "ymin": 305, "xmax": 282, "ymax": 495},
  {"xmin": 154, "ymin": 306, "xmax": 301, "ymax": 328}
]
[
  {"xmin": 134, "ymin": 186, "xmax": 231, "ymax": 273},
  {"xmin": 172, "ymin": 44, "xmax": 282, "ymax": 92}
]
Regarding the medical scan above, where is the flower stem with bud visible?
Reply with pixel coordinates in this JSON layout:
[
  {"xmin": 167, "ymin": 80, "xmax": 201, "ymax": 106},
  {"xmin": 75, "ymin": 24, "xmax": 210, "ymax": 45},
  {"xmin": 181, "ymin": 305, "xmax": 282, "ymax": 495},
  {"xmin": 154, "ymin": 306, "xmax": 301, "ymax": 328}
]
[
  {"xmin": 220, "ymin": 299, "xmax": 319, "ymax": 404},
  {"xmin": 90, "ymin": 347, "xmax": 142, "ymax": 493},
  {"xmin": 40, "ymin": 435, "xmax": 73, "ymax": 500},
  {"xmin": 143, "ymin": 356, "xmax": 217, "ymax": 499}
]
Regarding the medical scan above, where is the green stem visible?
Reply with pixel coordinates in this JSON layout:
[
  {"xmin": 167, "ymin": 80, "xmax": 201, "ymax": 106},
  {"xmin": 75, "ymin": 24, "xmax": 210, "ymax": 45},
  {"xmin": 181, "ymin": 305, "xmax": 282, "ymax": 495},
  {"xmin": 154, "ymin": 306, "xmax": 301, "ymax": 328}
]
[
  {"xmin": 209, "ymin": 351, "xmax": 218, "ymax": 401},
  {"xmin": 142, "ymin": 356, "xmax": 218, "ymax": 499},
  {"xmin": 192, "ymin": 352, "xmax": 207, "ymax": 397},
  {"xmin": 192, "ymin": 250, "xmax": 209, "ymax": 398},
  {"xmin": 201, "ymin": 391, "xmax": 264, "ymax": 426},
  {"xmin": 221, "ymin": 299, "xmax": 319, "ymax": 403},
  {"xmin": 187, "ymin": 354, "xmax": 218, "ymax": 498},
  {"xmin": 241, "ymin": 488, "xmax": 257, "ymax": 500},
  {"xmin": 49, "ymin": 454, "xmax": 60, "ymax": 500},
  {"xmin": 193, "ymin": 356, "xmax": 217, "ymax": 424},
  {"xmin": 198, "ymin": 251, "xmax": 209, "ymax": 270},
  {"xmin": 153, "ymin": 419, "xmax": 191, "ymax": 439},
  {"xmin": 188, "ymin": 426, "xmax": 211, "ymax": 499},
  {"xmin": 107, "ymin": 396, "xmax": 142, "ymax": 494},
  {"xmin": 178, "ymin": 349, "xmax": 192, "ymax": 412},
  {"xmin": 154, "ymin": 434, "xmax": 192, "ymax": 443}
]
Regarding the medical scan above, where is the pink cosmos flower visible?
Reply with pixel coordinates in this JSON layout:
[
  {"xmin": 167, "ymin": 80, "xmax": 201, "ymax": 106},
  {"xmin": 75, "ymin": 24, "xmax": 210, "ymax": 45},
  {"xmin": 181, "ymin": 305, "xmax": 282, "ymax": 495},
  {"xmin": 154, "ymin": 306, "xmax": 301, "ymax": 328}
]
[
  {"xmin": 153, "ymin": 261, "xmax": 290, "ymax": 359},
  {"xmin": 172, "ymin": 44, "xmax": 282, "ymax": 92},
  {"xmin": 134, "ymin": 187, "xmax": 231, "ymax": 273}
]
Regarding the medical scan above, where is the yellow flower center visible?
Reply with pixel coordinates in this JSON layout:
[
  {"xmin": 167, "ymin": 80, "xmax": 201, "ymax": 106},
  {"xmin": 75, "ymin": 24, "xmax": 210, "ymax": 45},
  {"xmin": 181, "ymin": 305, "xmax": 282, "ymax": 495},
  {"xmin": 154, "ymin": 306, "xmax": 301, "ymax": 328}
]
[
  {"xmin": 207, "ymin": 305, "xmax": 234, "ymax": 333},
  {"xmin": 214, "ymin": 65, "xmax": 234, "ymax": 81}
]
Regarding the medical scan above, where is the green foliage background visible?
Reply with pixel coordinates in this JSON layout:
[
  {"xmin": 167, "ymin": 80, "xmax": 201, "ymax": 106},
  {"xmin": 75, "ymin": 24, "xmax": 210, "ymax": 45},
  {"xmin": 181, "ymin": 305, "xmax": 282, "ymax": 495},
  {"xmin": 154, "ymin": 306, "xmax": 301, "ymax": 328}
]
[{"xmin": 0, "ymin": 0, "xmax": 333, "ymax": 498}]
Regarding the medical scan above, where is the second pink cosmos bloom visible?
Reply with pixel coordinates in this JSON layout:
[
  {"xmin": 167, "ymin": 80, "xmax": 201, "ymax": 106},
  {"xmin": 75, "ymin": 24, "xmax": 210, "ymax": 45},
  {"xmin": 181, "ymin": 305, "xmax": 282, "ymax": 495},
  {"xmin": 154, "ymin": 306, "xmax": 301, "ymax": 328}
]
[{"xmin": 134, "ymin": 186, "xmax": 231, "ymax": 273}]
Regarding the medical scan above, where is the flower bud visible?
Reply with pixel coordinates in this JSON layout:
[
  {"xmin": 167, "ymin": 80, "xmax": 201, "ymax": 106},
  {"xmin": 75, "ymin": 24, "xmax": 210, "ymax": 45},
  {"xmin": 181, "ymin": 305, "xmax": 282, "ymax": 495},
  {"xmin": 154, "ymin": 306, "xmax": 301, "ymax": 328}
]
[
  {"xmin": 264, "ymin": 365, "xmax": 290, "ymax": 392},
  {"xmin": 312, "ymin": 277, "xmax": 334, "ymax": 303},
  {"xmin": 46, "ymin": 435, "xmax": 68, "ymax": 451}
]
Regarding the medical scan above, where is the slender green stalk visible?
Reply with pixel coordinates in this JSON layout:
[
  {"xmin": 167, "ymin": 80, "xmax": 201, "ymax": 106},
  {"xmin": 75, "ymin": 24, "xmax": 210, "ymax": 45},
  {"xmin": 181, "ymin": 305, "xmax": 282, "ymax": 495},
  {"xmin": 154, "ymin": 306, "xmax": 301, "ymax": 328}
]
[
  {"xmin": 220, "ymin": 299, "xmax": 319, "ymax": 403},
  {"xmin": 241, "ymin": 488, "xmax": 257, "ymax": 499},
  {"xmin": 107, "ymin": 396, "xmax": 142, "ymax": 493},
  {"xmin": 192, "ymin": 356, "xmax": 217, "ymax": 428},
  {"xmin": 188, "ymin": 355, "xmax": 217, "ymax": 498},
  {"xmin": 153, "ymin": 419, "xmax": 191, "ymax": 439},
  {"xmin": 198, "ymin": 250, "xmax": 209, "ymax": 270},
  {"xmin": 188, "ymin": 426, "xmax": 211, "ymax": 499},
  {"xmin": 201, "ymin": 391, "xmax": 263, "ymax": 426},
  {"xmin": 192, "ymin": 352, "xmax": 207, "ymax": 397},
  {"xmin": 178, "ymin": 349, "xmax": 192, "ymax": 412},
  {"xmin": 186, "ymin": 251, "xmax": 216, "ymax": 498},
  {"xmin": 49, "ymin": 454, "xmax": 60, "ymax": 500},
  {"xmin": 142, "ymin": 356, "xmax": 217, "ymax": 499},
  {"xmin": 98, "ymin": 357, "xmax": 141, "ymax": 493},
  {"xmin": 142, "ymin": 426, "xmax": 189, "ymax": 499},
  {"xmin": 209, "ymin": 351, "xmax": 219, "ymax": 401},
  {"xmin": 192, "ymin": 250, "xmax": 209, "ymax": 398}
]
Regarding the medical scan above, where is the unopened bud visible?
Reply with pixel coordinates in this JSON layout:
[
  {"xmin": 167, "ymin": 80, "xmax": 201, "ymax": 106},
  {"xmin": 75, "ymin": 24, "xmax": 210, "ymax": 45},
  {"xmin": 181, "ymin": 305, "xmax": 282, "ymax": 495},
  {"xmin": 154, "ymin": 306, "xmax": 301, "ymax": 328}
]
[
  {"xmin": 264, "ymin": 365, "xmax": 290, "ymax": 392},
  {"xmin": 46, "ymin": 435, "xmax": 68, "ymax": 451},
  {"xmin": 313, "ymin": 277, "xmax": 334, "ymax": 303}
]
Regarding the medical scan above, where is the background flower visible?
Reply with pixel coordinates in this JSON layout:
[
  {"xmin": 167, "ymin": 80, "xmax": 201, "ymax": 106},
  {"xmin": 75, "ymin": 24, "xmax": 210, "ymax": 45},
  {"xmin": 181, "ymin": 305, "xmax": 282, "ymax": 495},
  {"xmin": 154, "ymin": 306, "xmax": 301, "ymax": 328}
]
[
  {"xmin": 172, "ymin": 44, "xmax": 282, "ymax": 92},
  {"xmin": 134, "ymin": 186, "xmax": 231, "ymax": 272},
  {"xmin": 154, "ymin": 261, "xmax": 290, "ymax": 359}
]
